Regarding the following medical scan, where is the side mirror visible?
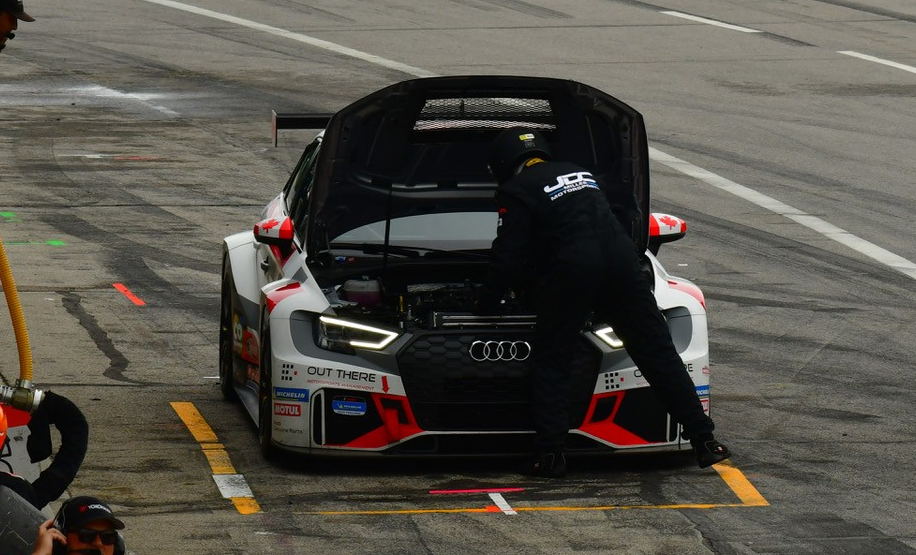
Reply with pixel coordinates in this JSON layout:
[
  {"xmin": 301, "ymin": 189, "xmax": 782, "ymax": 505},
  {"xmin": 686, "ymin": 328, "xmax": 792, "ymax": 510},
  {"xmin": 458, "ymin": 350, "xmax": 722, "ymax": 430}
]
[
  {"xmin": 648, "ymin": 213, "xmax": 687, "ymax": 255},
  {"xmin": 253, "ymin": 216, "xmax": 295, "ymax": 248}
]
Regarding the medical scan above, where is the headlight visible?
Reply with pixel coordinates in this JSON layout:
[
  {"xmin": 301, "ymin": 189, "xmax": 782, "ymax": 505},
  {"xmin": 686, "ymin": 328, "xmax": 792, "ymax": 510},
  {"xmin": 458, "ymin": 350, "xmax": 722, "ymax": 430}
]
[
  {"xmin": 593, "ymin": 326, "xmax": 624, "ymax": 349},
  {"xmin": 316, "ymin": 315, "xmax": 400, "ymax": 353}
]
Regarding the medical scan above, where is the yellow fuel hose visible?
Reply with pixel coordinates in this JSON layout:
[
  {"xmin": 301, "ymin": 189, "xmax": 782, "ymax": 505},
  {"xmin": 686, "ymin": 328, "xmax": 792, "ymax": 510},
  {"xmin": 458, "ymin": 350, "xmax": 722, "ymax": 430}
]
[{"xmin": 0, "ymin": 229, "xmax": 34, "ymax": 382}]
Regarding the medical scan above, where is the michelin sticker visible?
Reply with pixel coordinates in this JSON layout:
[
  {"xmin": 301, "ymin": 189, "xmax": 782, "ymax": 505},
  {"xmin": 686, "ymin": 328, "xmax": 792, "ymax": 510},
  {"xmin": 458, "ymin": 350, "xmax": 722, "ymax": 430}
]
[
  {"xmin": 274, "ymin": 387, "xmax": 309, "ymax": 402},
  {"xmin": 332, "ymin": 398, "xmax": 367, "ymax": 416}
]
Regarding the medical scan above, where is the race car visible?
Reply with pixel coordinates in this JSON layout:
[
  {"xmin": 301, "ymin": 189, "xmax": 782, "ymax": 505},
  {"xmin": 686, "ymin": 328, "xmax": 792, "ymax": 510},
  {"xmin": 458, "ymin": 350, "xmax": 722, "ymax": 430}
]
[{"xmin": 219, "ymin": 75, "xmax": 711, "ymax": 459}]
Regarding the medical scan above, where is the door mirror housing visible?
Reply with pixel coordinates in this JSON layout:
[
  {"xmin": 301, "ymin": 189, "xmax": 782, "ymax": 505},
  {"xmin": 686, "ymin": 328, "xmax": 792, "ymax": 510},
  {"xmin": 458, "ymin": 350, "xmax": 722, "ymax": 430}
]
[
  {"xmin": 253, "ymin": 216, "xmax": 295, "ymax": 248},
  {"xmin": 648, "ymin": 213, "xmax": 687, "ymax": 255}
]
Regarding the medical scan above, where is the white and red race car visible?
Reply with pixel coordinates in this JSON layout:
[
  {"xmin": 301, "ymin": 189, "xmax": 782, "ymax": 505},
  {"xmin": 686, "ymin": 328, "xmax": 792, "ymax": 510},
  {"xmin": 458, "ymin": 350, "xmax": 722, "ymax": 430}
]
[{"xmin": 219, "ymin": 76, "xmax": 711, "ymax": 459}]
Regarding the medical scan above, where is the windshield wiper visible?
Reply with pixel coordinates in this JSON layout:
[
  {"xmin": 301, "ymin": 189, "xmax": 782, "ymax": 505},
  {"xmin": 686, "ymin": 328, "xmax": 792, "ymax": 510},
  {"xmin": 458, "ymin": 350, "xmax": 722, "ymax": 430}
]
[{"xmin": 326, "ymin": 242, "xmax": 489, "ymax": 260}]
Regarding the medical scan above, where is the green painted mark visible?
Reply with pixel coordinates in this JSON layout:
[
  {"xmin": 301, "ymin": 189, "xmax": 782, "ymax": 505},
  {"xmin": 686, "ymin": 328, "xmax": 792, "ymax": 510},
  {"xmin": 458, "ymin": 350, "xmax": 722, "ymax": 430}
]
[
  {"xmin": 6, "ymin": 240, "xmax": 66, "ymax": 246},
  {"xmin": 0, "ymin": 212, "xmax": 19, "ymax": 222}
]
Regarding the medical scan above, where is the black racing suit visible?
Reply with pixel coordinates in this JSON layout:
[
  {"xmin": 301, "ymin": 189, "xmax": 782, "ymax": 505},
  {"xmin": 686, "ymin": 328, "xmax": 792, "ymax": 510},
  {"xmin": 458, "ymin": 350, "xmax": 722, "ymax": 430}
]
[
  {"xmin": 0, "ymin": 391, "xmax": 89, "ymax": 509},
  {"xmin": 478, "ymin": 160, "xmax": 714, "ymax": 451}
]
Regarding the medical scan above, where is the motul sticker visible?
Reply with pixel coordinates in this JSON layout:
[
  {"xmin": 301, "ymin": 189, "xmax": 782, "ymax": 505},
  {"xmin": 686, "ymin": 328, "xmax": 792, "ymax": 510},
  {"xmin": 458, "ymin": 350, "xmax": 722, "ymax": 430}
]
[{"xmin": 274, "ymin": 402, "xmax": 301, "ymax": 417}]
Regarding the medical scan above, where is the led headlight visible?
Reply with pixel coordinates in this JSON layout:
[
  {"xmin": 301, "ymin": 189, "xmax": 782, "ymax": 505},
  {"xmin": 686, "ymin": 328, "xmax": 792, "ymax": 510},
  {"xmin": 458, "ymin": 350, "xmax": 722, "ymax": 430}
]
[
  {"xmin": 317, "ymin": 315, "xmax": 399, "ymax": 353},
  {"xmin": 593, "ymin": 326, "xmax": 624, "ymax": 349}
]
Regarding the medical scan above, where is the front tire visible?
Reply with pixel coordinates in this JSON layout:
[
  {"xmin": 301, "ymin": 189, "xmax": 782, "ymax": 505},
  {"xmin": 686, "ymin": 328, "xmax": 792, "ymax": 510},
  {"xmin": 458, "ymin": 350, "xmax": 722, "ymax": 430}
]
[
  {"xmin": 219, "ymin": 263, "xmax": 238, "ymax": 402},
  {"xmin": 258, "ymin": 316, "xmax": 279, "ymax": 460}
]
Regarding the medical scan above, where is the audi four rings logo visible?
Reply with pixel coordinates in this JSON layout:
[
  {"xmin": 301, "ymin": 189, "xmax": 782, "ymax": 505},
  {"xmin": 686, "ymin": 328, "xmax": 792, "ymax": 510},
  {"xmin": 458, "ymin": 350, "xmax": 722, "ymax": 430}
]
[{"xmin": 469, "ymin": 340, "xmax": 532, "ymax": 362}]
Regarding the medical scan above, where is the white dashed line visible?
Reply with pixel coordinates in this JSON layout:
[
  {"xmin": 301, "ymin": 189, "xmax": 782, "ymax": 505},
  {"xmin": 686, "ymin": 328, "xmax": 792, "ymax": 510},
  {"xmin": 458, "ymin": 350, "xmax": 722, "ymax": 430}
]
[
  {"xmin": 488, "ymin": 493, "xmax": 518, "ymax": 515},
  {"xmin": 660, "ymin": 11, "xmax": 762, "ymax": 33},
  {"xmin": 838, "ymin": 51, "xmax": 916, "ymax": 75},
  {"xmin": 649, "ymin": 147, "xmax": 916, "ymax": 281},
  {"xmin": 135, "ymin": 0, "xmax": 436, "ymax": 78},
  {"xmin": 213, "ymin": 474, "xmax": 256, "ymax": 499}
]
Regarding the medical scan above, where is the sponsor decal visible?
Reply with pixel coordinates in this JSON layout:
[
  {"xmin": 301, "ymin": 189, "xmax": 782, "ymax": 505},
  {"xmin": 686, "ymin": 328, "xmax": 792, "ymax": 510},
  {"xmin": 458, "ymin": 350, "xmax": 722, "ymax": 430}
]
[
  {"xmin": 306, "ymin": 366, "xmax": 377, "ymax": 384},
  {"xmin": 332, "ymin": 397, "xmax": 367, "ymax": 416},
  {"xmin": 280, "ymin": 364, "xmax": 298, "ymax": 382},
  {"xmin": 542, "ymin": 171, "xmax": 599, "ymax": 201},
  {"xmin": 274, "ymin": 402, "xmax": 301, "ymax": 417},
  {"xmin": 84, "ymin": 504, "xmax": 112, "ymax": 513},
  {"xmin": 695, "ymin": 385, "xmax": 710, "ymax": 396},
  {"xmin": 274, "ymin": 387, "xmax": 309, "ymax": 402}
]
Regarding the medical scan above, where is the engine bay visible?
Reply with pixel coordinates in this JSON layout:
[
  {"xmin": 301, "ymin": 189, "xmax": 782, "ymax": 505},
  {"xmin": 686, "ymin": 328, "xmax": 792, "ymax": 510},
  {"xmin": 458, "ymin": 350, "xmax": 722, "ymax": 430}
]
[{"xmin": 321, "ymin": 265, "xmax": 535, "ymax": 331}]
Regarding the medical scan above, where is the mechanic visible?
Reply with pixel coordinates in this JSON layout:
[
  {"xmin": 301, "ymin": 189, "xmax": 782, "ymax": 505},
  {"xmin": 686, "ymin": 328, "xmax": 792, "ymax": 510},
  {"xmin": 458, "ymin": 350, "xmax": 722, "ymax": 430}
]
[
  {"xmin": 30, "ymin": 496, "xmax": 126, "ymax": 555},
  {"xmin": 0, "ymin": 391, "xmax": 90, "ymax": 509},
  {"xmin": 476, "ymin": 127, "xmax": 731, "ymax": 478},
  {"xmin": 0, "ymin": 0, "xmax": 34, "ymax": 54}
]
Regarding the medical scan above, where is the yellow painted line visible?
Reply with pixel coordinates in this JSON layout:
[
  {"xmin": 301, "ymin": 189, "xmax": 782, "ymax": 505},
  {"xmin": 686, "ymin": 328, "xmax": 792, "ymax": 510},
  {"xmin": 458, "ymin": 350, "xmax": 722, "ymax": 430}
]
[
  {"xmin": 171, "ymin": 402, "xmax": 219, "ymax": 444},
  {"xmin": 304, "ymin": 502, "xmax": 752, "ymax": 516},
  {"xmin": 304, "ymin": 460, "xmax": 769, "ymax": 516},
  {"xmin": 232, "ymin": 497, "xmax": 263, "ymax": 515},
  {"xmin": 202, "ymin": 447, "xmax": 236, "ymax": 475},
  {"xmin": 712, "ymin": 460, "xmax": 770, "ymax": 506},
  {"xmin": 171, "ymin": 402, "xmax": 261, "ymax": 514}
]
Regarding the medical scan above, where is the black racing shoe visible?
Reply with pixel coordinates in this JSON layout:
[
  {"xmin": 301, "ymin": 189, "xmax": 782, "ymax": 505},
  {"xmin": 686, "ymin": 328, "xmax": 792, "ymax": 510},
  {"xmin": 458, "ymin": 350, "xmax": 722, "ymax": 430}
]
[
  {"xmin": 525, "ymin": 451, "xmax": 567, "ymax": 478},
  {"xmin": 691, "ymin": 436, "xmax": 731, "ymax": 468}
]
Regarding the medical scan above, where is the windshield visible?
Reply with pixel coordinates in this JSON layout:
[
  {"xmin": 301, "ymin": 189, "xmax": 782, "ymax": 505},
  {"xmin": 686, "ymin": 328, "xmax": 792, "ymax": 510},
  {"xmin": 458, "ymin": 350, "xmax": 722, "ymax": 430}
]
[{"xmin": 332, "ymin": 212, "xmax": 497, "ymax": 251}]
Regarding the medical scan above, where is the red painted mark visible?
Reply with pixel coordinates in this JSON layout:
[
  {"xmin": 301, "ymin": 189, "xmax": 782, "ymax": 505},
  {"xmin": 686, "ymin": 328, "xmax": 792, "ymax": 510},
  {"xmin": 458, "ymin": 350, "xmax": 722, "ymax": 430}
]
[
  {"xmin": 113, "ymin": 283, "xmax": 146, "ymax": 306},
  {"xmin": 429, "ymin": 488, "xmax": 525, "ymax": 495}
]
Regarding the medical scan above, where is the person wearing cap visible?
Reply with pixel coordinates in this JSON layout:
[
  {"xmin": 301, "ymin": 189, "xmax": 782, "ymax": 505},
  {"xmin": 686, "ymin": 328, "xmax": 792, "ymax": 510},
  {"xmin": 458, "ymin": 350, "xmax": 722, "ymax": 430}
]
[
  {"xmin": 0, "ymin": 0, "xmax": 35, "ymax": 54},
  {"xmin": 0, "ymin": 393, "xmax": 89, "ymax": 509},
  {"xmin": 477, "ymin": 127, "xmax": 731, "ymax": 478},
  {"xmin": 31, "ymin": 496, "xmax": 126, "ymax": 555}
]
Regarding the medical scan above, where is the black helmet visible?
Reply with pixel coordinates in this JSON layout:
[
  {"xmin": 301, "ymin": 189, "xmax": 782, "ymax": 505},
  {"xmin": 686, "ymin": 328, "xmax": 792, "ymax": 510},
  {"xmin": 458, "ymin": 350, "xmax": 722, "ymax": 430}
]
[{"xmin": 487, "ymin": 127, "xmax": 552, "ymax": 183}]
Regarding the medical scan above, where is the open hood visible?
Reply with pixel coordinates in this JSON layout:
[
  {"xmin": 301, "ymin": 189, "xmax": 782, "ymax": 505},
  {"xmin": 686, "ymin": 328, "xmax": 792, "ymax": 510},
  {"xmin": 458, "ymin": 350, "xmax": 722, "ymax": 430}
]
[{"xmin": 307, "ymin": 76, "xmax": 650, "ymax": 258}]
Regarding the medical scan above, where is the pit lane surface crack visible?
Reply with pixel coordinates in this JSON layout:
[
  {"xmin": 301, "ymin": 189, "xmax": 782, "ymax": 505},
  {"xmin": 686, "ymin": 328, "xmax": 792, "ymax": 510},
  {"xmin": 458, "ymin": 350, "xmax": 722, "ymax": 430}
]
[{"xmin": 60, "ymin": 291, "xmax": 141, "ymax": 384}]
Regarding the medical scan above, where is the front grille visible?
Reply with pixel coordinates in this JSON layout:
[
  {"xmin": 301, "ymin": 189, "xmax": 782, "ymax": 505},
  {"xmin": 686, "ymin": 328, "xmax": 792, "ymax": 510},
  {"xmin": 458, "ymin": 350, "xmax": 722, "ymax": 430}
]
[{"xmin": 397, "ymin": 331, "xmax": 600, "ymax": 431}]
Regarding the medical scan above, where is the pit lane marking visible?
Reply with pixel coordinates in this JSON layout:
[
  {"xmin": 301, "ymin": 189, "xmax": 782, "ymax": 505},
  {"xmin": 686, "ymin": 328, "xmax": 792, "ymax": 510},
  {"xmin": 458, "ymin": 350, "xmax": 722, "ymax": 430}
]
[
  {"xmin": 660, "ymin": 11, "xmax": 761, "ymax": 33},
  {"xmin": 838, "ymin": 51, "xmax": 916, "ymax": 76},
  {"xmin": 135, "ymin": 0, "xmax": 435, "ymax": 78},
  {"xmin": 711, "ymin": 460, "xmax": 768, "ymax": 506},
  {"xmin": 113, "ymin": 283, "xmax": 146, "ymax": 306},
  {"xmin": 649, "ymin": 147, "xmax": 916, "ymax": 281},
  {"xmin": 303, "ymin": 461, "xmax": 767, "ymax": 515},
  {"xmin": 171, "ymin": 401, "xmax": 262, "ymax": 515}
]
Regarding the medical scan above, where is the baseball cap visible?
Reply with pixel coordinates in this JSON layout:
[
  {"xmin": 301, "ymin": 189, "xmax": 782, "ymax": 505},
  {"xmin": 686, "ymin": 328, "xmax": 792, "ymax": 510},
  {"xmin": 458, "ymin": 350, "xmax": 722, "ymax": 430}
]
[
  {"xmin": 58, "ymin": 496, "xmax": 126, "ymax": 531},
  {"xmin": 0, "ymin": 0, "xmax": 35, "ymax": 22}
]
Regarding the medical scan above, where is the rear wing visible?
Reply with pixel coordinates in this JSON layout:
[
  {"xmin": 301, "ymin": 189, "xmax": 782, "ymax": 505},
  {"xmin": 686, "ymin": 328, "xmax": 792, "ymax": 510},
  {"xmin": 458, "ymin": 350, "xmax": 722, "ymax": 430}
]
[{"xmin": 271, "ymin": 111, "xmax": 333, "ymax": 146}]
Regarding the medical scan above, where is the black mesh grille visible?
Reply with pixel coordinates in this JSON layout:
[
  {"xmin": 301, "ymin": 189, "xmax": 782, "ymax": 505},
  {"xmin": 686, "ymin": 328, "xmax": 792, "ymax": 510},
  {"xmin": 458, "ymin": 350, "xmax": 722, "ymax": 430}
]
[
  {"xmin": 414, "ymin": 97, "xmax": 556, "ymax": 132},
  {"xmin": 397, "ymin": 331, "xmax": 600, "ymax": 431}
]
